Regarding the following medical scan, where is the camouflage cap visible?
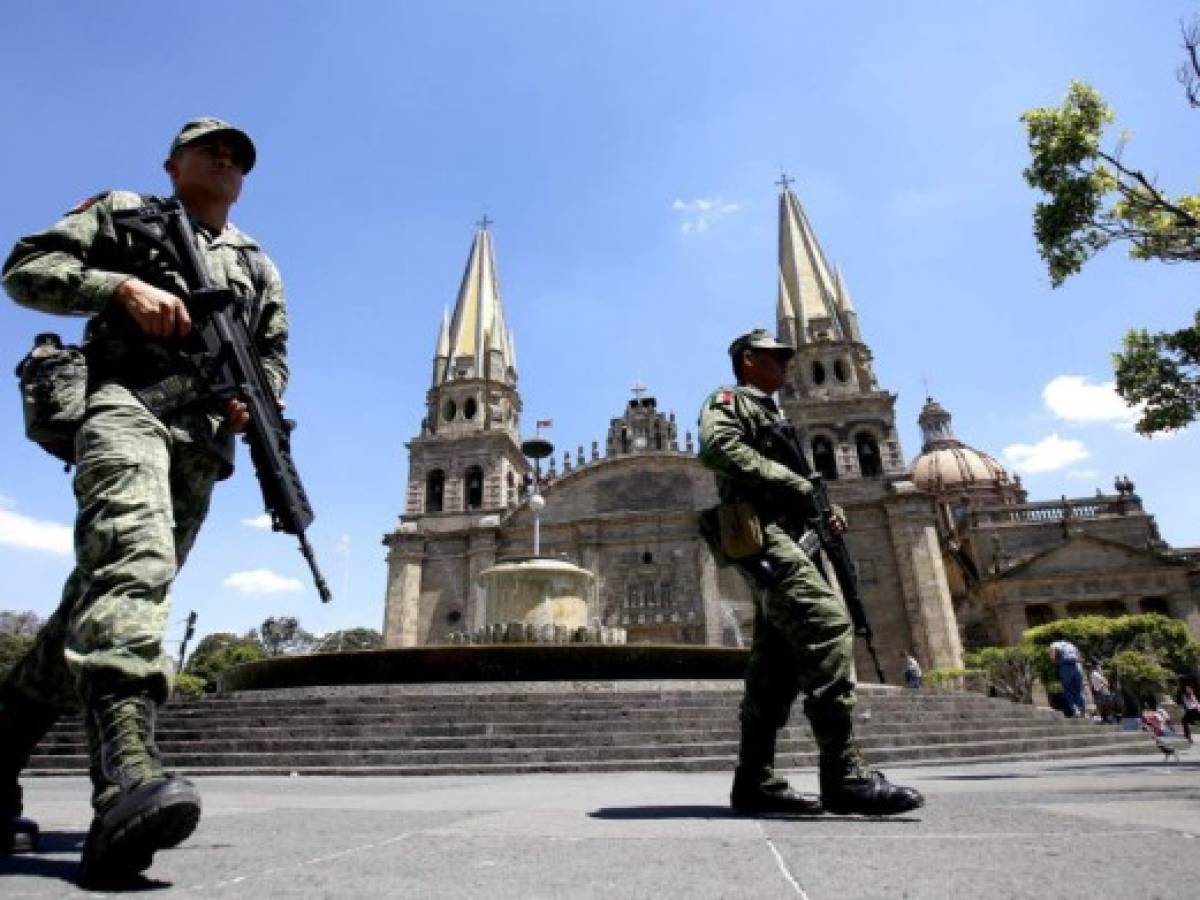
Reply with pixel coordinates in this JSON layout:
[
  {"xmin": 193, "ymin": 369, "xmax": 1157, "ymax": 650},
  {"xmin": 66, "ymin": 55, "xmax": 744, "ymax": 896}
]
[
  {"xmin": 728, "ymin": 328, "xmax": 795, "ymax": 360},
  {"xmin": 168, "ymin": 117, "xmax": 256, "ymax": 173}
]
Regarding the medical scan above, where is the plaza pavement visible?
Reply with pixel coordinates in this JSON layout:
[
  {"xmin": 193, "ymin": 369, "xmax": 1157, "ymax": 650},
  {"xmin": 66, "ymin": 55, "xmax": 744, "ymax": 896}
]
[{"xmin": 2, "ymin": 752, "xmax": 1198, "ymax": 899}]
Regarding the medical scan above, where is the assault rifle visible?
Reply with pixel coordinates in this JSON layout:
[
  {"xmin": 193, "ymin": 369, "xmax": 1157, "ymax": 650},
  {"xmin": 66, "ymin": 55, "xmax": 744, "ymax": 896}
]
[
  {"xmin": 113, "ymin": 199, "xmax": 332, "ymax": 603},
  {"xmin": 762, "ymin": 422, "xmax": 885, "ymax": 682}
]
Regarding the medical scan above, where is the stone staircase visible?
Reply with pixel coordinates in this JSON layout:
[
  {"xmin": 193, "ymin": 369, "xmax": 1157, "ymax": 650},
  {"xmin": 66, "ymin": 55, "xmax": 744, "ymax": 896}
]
[{"xmin": 26, "ymin": 681, "xmax": 1151, "ymax": 777}]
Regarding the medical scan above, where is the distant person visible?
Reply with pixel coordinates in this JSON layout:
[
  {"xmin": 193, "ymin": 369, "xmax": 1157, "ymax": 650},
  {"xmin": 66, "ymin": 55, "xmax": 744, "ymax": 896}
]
[
  {"xmin": 1049, "ymin": 639, "xmax": 1086, "ymax": 718},
  {"xmin": 1140, "ymin": 698, "xmax": 1174, "ymax": 738},
  {"xmin": 698, "ymin": 328, "xmax": 923, "ymax": 817},
  {"xmin": 0, "ymin": 118, "xmax": 289, "ymax": 885},
  {"xmin": 1089, "ymin": 666, "xmax": 1114, "ymax": 722},
  {"xmin": 1177, "ymin": 683, "xmax": 1200, "ymax": 744},
  {"xmin": 903, "ymin": 653, "xmax": 923, "ymax": 689}
]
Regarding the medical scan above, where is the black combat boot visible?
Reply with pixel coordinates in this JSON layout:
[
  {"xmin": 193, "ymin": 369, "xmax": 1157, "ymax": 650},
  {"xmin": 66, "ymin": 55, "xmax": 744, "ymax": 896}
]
[
  {"xmin": 819, "ymin": 747, "xmax": 924, "ymax": 817},
  {"xmin": 0, "ymin": 688, "xmax": 60, "ymax": 854},
  {"xmin": 78, "ymin": 687, "xmax": 201, "ymax": 886},
  {"xmin": 729, "ymin": 721, "xmax": 823, "ymax": 816}
]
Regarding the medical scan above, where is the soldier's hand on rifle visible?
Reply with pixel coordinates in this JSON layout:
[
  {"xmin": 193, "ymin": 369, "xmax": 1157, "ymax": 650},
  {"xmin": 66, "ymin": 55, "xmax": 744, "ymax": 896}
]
[
  {"xmin": 224, "ymin": 398, "xmax": 250, "ymax": 434},
  {"xmin": 113, "ymin": 277, "xmax": 192, "ymax": 339},
  {"xmin": 828, "ymin": 505, "xmax": 848, "ymax": 535}
]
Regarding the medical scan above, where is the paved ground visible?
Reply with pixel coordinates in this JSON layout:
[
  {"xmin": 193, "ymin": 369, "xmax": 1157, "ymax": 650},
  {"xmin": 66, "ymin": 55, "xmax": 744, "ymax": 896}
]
[{"xmin": 3, "ymin": 752, "xmax": 1198, "ymax": 898}]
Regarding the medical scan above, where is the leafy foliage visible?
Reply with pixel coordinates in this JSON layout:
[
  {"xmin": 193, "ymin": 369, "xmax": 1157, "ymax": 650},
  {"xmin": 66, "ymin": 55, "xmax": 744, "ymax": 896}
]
[
  {"xmin": 1021, "ymin": 70, "xmax": 1200, "ymax": 433},
  {"xmin": 1023, "ymin": 613, "xmax": 1199, "ymax": 712},
  {"xmin": 260, "ymin": 616, "xmax": 315, "ymax": 656},
  {"xmin": 1114, "ymin": 310, "xmax": 1200, "ymax": 433},
  {"xmin": 0, "ymin": 610, "xmax": 43, "ymax": 636},
  {"xmin": 0, "ymin": 632, "xmax": 34, "ymax": 681},
  {"xmin": 1109, "ymin": 649, "xmax": 1173, "ymax": 703},
  {"xmin": 964, "ymin": 645, "xmax": 1039, "ymax": 703},
  {"xmin": 925, "ymin": 667, "xmax": 985, "ymax": 693},
  {"xmin": 184, "ymin": 632, "xmax": 268, "ymax": 683},
  {"xmin": 312, "ymin": 628, "xmax": 383, "ymax": 653},
  {"xmin": 172, "ymin": 672, "xmax": 207, "ymax": 697}
]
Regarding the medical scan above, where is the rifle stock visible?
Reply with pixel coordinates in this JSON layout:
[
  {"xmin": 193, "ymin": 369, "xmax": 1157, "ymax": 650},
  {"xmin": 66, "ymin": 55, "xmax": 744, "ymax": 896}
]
[{"xmin": 113, "ymin": 200, "xmax": 332, "ymax": 603}]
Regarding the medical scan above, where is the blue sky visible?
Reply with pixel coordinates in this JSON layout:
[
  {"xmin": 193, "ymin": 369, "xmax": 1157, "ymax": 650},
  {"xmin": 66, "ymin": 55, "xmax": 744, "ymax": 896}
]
[{"xmin": 1, "ymin": 2, "xmax": 1197, "ymax": 654}]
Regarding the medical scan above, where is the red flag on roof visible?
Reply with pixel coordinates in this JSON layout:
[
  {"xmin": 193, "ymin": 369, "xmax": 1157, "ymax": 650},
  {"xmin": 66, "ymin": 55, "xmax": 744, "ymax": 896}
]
[{"xmin": 536, "ymin": 419, "xmax": 553, "ymax": 429}]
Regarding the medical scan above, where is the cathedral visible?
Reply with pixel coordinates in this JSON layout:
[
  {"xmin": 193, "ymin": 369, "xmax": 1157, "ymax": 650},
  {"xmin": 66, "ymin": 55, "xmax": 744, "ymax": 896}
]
[{"xmin": 382, "ymin": 185, "xmax": 1200, "ymax": 678}]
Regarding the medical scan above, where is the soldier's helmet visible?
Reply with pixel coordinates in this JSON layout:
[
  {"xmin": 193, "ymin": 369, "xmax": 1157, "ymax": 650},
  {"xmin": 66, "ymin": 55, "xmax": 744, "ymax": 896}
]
[
  {"xmin": 727, "ymin": 328, "xmax": 795, "ymax": 360},
  {"xmin": 168, "ymin": 117, "xmax": 257, "ymax": 174}
]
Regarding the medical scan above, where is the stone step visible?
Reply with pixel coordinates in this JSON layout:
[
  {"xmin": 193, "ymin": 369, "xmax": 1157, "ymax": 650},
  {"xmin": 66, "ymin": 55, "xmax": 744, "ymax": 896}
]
[
  {"xmin": 43, "ymin": 703, "xmax": 1066, "ymax": 733},
  {"xmin": 34, "ymin": 720, "xmax": 1104, "ymax": 753},
  {"xmin": 28, "ymin": 728, "xmax": 1145, "ymax": 770},
  {"xmin": 27, "ymin": 732, "xmax": 1147, "ymax": 776},
  {"xmin": 25, "ymin": 683, "xmax": 1136, "ymax": 777}
]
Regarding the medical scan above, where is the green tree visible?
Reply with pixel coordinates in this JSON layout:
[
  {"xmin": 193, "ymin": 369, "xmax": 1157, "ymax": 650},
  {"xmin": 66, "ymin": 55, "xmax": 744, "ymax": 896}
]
[
  {"xmin": 0, "ymin": 632, "xmax": 34, "ymax": 681},
  {"xmin": 260, "ymin": 616, "xmax": 315, "ymax": 656},
  {"xmin": 184, "ymin": 632, "xmax": 267, "ymax": 683},
  {"xmin": 1021, "ymin": 32, "xmax": 1200, "ymax": 434},
  {"xmin": 964, "ymin": 645, "xmax": 1039, "ymax": 703},
  {"xmin": 1024, "ymin": 613, "xmax": 1199, "ymax": 712},
  {"xmin": 312, "ymin": 627, "xmax": 383, "ymax": 653}
]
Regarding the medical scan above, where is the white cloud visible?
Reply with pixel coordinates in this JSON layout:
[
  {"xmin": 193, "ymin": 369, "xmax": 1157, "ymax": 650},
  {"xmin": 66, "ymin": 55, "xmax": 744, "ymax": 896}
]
[
  {"xmin": 1042, "ymin": 375, "xmax": 1142, "ymax": 429},
  {"xmin": 672, "ymin": 196, "xmax": 740, "ymax": 235},
  {"xmin": 0, "ymin": 497, "xmax": 72, "ymax": 556},
  {"xmin": 1002, "ymin": 433, "xmax": 1090, "ymax": 474},
  {"xmin": 242, "ymin": 513, "xmax": 273, "ymax": 530},
  {"xmin": 223, "ymin": 568, "xmax": 303, "ymax": 596}
]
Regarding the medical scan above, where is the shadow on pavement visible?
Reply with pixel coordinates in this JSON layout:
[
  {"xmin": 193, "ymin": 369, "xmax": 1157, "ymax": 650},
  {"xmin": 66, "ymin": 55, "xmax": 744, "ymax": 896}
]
[
  {"xmin": 589, "ymin": 805, "xmax": 737, "ymax": 820},
  {"xmin": 0, "ymin": 831, "xmax": 173, "ymax": 893},
  {"xmin": 588, "ymin": 806, "xmax": 923, "ymax": 823},
  {"xmin": 924, "ymin": 773, "xmax": 1039, "ymax": 782}
]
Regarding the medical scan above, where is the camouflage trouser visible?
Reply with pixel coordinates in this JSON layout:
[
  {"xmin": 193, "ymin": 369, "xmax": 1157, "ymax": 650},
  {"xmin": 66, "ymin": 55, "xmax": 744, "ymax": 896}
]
[
  {"xmin": 738, "ymin": 521, "xmax": 857, "ymax": 764},
  {"xmin": 1, "ymin": 384, "xmax": 222, "ymax": 711}
]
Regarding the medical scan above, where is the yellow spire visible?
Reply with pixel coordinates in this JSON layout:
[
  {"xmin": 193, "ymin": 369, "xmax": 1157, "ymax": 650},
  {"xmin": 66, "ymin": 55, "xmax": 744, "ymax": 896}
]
[
  {"xmin": 444, "ymin": 222, "xmax": 513, "ymax": 383},
  {"xmin": 777, "ymin": 185, "xmax": 841, "ymax": 342}
]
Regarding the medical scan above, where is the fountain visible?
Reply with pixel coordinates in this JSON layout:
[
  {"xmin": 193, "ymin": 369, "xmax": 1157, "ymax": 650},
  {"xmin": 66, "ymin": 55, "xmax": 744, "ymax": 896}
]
[{"xmin": 451, "ymin": 434, "xmax": 625, "ymax": 645}]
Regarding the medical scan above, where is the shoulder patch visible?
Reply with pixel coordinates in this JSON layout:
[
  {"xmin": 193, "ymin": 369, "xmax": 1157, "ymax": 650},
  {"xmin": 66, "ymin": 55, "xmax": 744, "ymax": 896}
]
[
  {"xmin": 66, "ymin": 192, "xmax": 110, "ymax": 215},
  {"xmin": 708, "ymin": 389, "xmax": 734, "ymax": 409}
]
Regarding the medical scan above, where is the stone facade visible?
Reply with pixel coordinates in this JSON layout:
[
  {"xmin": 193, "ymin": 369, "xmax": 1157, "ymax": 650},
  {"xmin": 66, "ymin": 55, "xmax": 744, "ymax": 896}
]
[
  {"xmin": 382, "ymin": 187, "xmax": 969, "ymax": 682},
  {"xmin": 908, "ymin": 398, "xmax": 1200, "ymax": 646}
]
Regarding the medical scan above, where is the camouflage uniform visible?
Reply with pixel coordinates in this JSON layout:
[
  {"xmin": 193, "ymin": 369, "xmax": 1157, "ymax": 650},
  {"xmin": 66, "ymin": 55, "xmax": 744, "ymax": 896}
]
[
  {"xmin": 698, "ymin": 382, "xmax": 858, "ymax": 771},
  {"xmin": 2, "ymin": 188, "xmax": 288, "ymax": 705},
  {"xmin": 699, "ymin": 329, "xmax": 923, "ymax": 817}
]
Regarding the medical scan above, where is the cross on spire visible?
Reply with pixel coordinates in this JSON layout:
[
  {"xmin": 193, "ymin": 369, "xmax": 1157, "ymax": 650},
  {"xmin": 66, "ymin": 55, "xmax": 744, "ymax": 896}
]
[
  {"xmin": 631, "ymin": 380, "xmax": 648, "ymax": 401},
  {"xmin": 476, "ymin": 214, "xmax": 494, "ymax": 231},
  {"xmin": 775, "ymin": 172, "xmax": 794, "ymax": 192}
]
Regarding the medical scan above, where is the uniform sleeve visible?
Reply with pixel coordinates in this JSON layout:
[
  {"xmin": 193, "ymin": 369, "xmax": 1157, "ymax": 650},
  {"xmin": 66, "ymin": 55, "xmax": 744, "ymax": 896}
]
[
  {"xmin": 253, "ymin": 255, "xmax": 289, "ymax": 397},
  {"xmin": 697, "ymin": 391, "xmax": 812, "ymax": 498},
  {"xmin": 2, "ymin": 194, "xmax": 133, "ymax": 316}
]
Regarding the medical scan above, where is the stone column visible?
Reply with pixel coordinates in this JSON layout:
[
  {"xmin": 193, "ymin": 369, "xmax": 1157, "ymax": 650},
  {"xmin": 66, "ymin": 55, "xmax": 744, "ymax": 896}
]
[
  {"xmin": 383, "ymin": 528, "xmax": 424, "ymax": 647},
  {"xmin": 883, "ymin": 488, "xmax": 963, "ymax": 671},
  {"xmin": 467, "ymin": 527, "xmax": 498, "ymax": 632}
]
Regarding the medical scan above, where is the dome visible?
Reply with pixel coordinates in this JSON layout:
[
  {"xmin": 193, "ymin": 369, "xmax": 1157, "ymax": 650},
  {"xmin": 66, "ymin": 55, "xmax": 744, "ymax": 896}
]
[
  {"xmin": 910, "ymin": 396, "xmax": 1014, "ymax": 493},
  {"xmin": 911, "ymin": 445, "xmax": 1011, "ymax": 492}
]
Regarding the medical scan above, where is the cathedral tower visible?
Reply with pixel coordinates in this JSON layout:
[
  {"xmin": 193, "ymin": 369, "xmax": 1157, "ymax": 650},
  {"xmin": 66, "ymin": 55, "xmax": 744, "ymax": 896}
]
[
  {"xmin": 384, "ymin": 223, "xmax": 530, "ymax": 647},
  {"xmin": 774, "ymin": 181, "xmax": 962, "ymax": 673},
  {"xmin": 775, "ymin": 182, "xmax": 905, "ymax": 481},
  {"xmin": 403, "ymin": 222, "xmax": 528, "ymax": 518}
]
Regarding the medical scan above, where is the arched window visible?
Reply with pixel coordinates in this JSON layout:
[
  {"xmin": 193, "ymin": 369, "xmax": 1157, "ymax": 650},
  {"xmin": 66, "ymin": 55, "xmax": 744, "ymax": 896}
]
[
  {"xmin": 833, "ymin": 359, "xmax": 850, "ymax": 382},
  {"xmin": 506, "ymin": 471, "xmax": 516, "ymax": 505},
  {"xmin": 465, "ymin": 466, "xmax": 484, "ymax": 510},
  {"xmin": 426, "ymin": 470, "xmax": 445, "ymax": 513},
  {"xmin": 811, "ymin": 436, "xmax": 838, "ymax": 480},
  {"xmin": 811, "ymin": 361, "xmax": 827, "ymax": 385},
  {"xmin": 855, "ymin": 432, "xmax": 882, "ymax": 477}
]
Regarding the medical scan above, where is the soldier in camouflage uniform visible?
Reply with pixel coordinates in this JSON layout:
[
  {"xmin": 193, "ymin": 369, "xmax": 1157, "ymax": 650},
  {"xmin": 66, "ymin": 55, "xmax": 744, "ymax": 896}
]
[
  {"xmin": 0, "ymin": 118, "xmax": 288, "ymax": 882},
  {"xmin": 699, "ymin": 329, "xmax": 922, "ymax": 816}
]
